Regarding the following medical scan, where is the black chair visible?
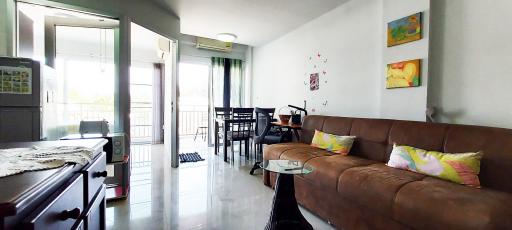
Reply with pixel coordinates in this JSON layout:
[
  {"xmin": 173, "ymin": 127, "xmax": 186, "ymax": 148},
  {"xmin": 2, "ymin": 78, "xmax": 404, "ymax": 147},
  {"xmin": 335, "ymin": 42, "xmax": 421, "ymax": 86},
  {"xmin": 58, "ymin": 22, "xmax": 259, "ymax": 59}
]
[
  {"xmin": 230, "ymin": 108, "xmax": 255, "ymax": 157},
  {"xmin": 232, "ymin": 107, "xmax": 254, "ymax": 120},
  {"xmin": 250, "ymin": 108, "xmax": 286, "ymax": 174},
  {"xmin": 215, "ymin": 107, "xmax": 232, "ymax": 119},
  {"xmin": 215, "ymin": 107, "xmax": 232, "ymax": 153}
]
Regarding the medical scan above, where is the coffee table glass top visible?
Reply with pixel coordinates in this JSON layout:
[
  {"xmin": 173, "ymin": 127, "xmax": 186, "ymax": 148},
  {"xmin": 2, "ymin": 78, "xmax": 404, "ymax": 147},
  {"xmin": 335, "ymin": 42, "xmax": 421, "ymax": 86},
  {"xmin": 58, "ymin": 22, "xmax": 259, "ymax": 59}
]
[{"xmin": 261, "ymin": 160, "xmax": 313, "ymax": 175}]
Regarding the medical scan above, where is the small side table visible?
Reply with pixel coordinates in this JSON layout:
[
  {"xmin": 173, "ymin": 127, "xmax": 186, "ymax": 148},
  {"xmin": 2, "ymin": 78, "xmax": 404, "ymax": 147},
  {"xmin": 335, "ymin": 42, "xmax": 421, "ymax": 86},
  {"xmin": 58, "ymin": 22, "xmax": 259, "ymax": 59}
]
[
  {"xmin": 271, "ymin": 122, "xmax": 302, "ymax": 141},
  {"xmin": 262, "ymin": 160, "xmax": 314, "ymax": 230}
]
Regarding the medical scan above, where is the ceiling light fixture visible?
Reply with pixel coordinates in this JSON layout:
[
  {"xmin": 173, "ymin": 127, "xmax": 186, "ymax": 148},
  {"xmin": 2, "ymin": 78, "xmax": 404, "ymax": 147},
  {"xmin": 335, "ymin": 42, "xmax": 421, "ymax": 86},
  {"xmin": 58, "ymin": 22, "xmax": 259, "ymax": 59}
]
[{"xmin": 217, "ymin": 33, "xmax": 237, "ymax": 43}]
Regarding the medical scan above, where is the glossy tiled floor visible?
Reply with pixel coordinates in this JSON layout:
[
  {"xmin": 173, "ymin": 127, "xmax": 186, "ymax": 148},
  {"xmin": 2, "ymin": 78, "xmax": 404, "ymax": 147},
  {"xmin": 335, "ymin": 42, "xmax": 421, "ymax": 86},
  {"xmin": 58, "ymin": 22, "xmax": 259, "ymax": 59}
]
[{"xmin": 106, "ymin": 138, "xmax": 335, "ymax": 230}]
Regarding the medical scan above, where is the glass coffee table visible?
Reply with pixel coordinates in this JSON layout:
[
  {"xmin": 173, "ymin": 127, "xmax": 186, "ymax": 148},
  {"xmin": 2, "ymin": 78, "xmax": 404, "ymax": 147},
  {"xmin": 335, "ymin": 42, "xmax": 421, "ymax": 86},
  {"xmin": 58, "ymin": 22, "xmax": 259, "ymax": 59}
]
[{"xmin": 261, "ymin": 160, "xmax": 314, "ymax": 230}]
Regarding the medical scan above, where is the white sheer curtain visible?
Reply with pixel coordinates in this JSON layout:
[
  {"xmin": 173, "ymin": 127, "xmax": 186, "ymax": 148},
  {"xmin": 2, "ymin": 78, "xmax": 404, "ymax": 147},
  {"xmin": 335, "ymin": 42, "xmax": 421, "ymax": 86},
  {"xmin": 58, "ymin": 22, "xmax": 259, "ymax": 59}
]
[
  {"xmin": 209, "ymin": 57, "xmax": 225, "ymax": 144},
  {"xmin": 230, "ymin": 59, "xmax": 244, "ymax": 107},
  {"xmin": 210, "ymin": 57, "xmax": 225, "ymax": 108}
]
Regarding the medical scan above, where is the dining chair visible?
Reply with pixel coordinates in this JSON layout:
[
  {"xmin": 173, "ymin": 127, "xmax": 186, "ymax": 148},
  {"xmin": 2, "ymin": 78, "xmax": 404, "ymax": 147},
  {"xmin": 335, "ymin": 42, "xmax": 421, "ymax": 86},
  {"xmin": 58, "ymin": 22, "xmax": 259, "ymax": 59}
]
[
  {"xmin": 232, "ymin": 108, "xmax": 254, "ymax": 120},
  {"xmin": 215, "ymin": 107, "xmax": 232, "ymax": 119},
  {"xmin": 215, "ymin": 107, "xmax": 232, "ymax": 153},
  {"xmin": 226, "ymin": 118, "xmax": 254, "ymax": 161},
  {"xmin": 231, "ymin": 108, "xmax": 255, "ymax": 158}
]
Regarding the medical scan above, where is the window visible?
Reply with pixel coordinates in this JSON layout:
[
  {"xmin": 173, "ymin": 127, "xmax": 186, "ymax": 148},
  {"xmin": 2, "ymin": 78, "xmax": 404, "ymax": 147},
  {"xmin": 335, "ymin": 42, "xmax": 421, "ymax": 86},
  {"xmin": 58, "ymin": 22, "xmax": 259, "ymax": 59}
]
[{"xmin": 55, "ymin": 26, "xmax": 115, "ymax": 134}]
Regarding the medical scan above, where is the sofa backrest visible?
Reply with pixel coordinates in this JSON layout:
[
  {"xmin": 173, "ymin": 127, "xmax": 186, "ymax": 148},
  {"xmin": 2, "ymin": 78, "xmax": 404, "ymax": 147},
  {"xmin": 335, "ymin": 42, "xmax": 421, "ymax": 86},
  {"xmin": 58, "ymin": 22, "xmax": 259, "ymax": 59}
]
[{"xmin": 301, "ymin": 115, "xmax": 512, "ymax": 193}]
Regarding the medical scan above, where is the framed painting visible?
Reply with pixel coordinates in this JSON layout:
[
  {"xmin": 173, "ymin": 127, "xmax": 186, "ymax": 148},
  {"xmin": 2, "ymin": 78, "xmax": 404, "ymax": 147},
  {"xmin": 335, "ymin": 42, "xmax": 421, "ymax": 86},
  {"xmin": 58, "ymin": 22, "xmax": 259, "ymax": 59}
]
[
  {"xmin": 386, "ymin": 59, "xmax": 421, "ymax": 89},
  {"xmin": 310, "ymin": 73, "xmax": 319, "ymax": 91},
  {"xmin": 387, "ymin": 12, "xmax": 422, "ymax": 47}
]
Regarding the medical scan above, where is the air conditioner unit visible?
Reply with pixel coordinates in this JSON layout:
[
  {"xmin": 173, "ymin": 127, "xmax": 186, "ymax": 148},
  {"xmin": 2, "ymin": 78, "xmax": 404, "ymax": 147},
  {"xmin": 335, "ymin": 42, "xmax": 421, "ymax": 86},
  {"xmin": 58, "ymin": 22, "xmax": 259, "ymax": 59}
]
[
  {"xmin": 157, "ymin": 37, "xmax": 170, "ymax": 59},
  {"xmin": 196, "ymin": 37, "xmax": 232, "ymax": 53}
]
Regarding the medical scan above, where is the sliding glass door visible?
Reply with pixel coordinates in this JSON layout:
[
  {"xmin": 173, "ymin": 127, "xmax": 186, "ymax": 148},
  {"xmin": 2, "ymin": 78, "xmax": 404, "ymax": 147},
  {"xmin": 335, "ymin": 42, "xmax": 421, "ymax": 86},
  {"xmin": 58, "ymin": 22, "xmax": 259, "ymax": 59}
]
[
  {"xmin": 178, "ymin": 62, "xmax": 210, "ymax": 151},
  {"xmin": 130, "ymin": 63, "xmax": 154, "ymax": 143}
]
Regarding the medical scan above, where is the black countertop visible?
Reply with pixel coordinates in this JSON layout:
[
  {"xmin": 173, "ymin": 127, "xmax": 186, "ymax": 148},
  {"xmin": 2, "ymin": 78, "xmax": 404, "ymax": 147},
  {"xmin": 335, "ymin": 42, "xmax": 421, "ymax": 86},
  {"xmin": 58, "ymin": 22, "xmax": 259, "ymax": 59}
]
[{"xmin": 0, "ymin": 139, "xmax": 108, "ymax": 218}]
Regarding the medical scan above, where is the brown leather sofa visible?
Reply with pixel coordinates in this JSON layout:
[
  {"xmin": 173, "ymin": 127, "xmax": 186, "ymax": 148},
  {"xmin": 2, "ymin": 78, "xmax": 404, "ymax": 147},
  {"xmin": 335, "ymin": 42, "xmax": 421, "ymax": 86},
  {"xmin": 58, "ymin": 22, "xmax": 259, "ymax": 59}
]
[{"xmin": 263, "ymin": 115, "xmax": 512, "ymax": 230}]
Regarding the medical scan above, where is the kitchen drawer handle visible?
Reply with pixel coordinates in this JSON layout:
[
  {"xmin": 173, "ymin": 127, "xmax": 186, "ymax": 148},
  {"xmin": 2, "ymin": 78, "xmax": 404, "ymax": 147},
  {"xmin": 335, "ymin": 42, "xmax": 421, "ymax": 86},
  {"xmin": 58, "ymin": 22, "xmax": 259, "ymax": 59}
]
[
  {"xmin": 59, "ymin": 207, "xmax": 81, "ymax": 220},
  {"xmin": 93, "ymin": 171, "xmax": 108, "ymax": 178}
]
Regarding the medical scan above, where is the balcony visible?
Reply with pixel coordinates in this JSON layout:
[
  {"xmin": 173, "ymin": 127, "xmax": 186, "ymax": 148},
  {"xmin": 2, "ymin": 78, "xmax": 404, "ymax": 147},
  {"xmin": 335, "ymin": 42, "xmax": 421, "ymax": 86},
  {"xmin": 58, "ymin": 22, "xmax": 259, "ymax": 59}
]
[{"xmin": 178, "ymin": 107, "xmax": 208, "ymax": 136}]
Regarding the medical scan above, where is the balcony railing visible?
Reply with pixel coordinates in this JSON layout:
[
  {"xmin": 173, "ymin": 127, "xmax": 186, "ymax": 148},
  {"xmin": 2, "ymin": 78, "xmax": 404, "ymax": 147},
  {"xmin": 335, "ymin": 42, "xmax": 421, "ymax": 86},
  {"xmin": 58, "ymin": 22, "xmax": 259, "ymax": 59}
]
[
  {"xmin": 131, "ymin": 103, "xmax": 152, "ymax": 143},
  {"xmin": 58, "ymin": 102, "xmax": 210, "ymax": 140},
  {"xmin": 58, "ymin": 102, "xmax": 153, "ymax": 141},
  {"xmin": 179, "ymin": 108, "xmax": 208, "ymax": 136}
]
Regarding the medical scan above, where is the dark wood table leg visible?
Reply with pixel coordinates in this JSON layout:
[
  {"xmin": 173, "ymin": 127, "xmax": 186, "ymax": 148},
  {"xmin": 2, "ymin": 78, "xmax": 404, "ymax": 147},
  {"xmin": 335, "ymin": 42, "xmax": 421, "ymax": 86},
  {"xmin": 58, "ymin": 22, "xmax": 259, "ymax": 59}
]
[
  {"xmin": 214, "ymin": 121, "xmax": 219, "ymax": 155},
  {"xmin": 265, "ymin": 173, "xmax": 313, "ymax": 230},
  {"xmin": 293, "ymin": 129, "xmax": 300, "ymax": 142},
  {"xmin": 224, "ymin": 122, "xmax": 229, "ymax": 162}
]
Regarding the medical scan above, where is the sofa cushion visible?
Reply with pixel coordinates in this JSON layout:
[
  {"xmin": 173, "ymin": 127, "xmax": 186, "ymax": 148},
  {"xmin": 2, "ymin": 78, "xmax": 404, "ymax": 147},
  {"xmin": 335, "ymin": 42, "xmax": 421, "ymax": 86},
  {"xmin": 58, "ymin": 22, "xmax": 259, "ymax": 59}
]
[
  {"xmin": 300, "ymin": 115, "xmax": 326, "ymax": 144},
  {"xmin": 388, "ymin": 121, "xmax": 448, "ymax": 156},
  {"xmin": 338, "ymin": 164, "xmax": 425, "ymax": 216},
  {"xmin": 321, "ymin": 116, "xmax": 353, "ymax": 136},
  {"xmin": 263, "ymin": 143, "xmax": 317, "ymax": 160},
  {"xmin": 279, "ymin": 147, "xmax": 331, "ymax": 163},
  {"xmin": 393, "ymin": 177, "xmax": 512, "ymax": 230},
  {"xmin": 349, "ymin": 118, "xmax": 393, "ymax": 162},
  {"xmin": 303, "ymin": 155, "xmax": 376, "ymax": 191},
  {"xmin": 443, "ymin": 125, "xmax": 512, "ymax": 193}
]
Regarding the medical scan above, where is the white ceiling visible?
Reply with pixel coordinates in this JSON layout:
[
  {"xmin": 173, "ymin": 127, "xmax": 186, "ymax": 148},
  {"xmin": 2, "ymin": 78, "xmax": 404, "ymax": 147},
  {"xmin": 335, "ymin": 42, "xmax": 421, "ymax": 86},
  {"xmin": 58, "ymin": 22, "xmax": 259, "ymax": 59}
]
[{"xmin": 154, "ymin": 0, "xmax": 349, "ymax": 46}]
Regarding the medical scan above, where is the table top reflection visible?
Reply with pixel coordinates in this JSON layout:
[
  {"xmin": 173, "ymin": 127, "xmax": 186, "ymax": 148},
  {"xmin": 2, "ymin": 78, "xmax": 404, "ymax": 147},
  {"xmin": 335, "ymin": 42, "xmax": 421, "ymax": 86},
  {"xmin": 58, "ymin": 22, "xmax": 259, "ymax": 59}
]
[{"xmin": 261, "ymin": 160, "xmax": 313, "ymax": 175}]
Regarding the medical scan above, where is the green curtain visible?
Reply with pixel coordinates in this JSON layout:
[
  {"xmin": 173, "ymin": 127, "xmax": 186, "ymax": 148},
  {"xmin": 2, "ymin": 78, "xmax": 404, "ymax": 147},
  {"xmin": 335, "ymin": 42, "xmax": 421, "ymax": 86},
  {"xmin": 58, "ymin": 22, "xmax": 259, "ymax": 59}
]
[
  {"xmin": 209, "ymin": 57, "xmax": 244, "ymax": 108},
  {"xmin": 230, "ymin": 59, "xmax": 244, "ymax": 107},
  {"xmin": 209, "ymin": 57, "xmax": 244, "ymax": 143}
]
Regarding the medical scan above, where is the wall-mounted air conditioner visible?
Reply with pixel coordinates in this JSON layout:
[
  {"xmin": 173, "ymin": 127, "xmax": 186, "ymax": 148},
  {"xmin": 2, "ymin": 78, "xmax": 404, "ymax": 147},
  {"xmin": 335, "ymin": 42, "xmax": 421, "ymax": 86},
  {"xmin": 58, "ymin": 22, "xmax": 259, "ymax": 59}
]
[
  {"xmin": 196, "ymin": 37, "xmax": 232, "ymax": 53},
  {"xmin": 157, "ymin": 37, "xmax": 170, "ymax": 59}
]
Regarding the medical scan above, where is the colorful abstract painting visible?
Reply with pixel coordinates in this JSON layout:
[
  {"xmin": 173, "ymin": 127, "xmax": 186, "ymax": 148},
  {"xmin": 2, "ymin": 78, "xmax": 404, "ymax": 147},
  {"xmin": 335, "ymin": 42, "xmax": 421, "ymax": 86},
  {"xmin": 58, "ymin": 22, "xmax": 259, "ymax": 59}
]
[
  {"xmin": 386, "ymin": 59, "xmax": 421, "ymax": 89},
  {"xmin": 387, "ymin": 13, "xmax": 422, "ymax": 47},
  {"xmin": 310, "ymin": 73, "xmax": 319, "ymax": 91}
]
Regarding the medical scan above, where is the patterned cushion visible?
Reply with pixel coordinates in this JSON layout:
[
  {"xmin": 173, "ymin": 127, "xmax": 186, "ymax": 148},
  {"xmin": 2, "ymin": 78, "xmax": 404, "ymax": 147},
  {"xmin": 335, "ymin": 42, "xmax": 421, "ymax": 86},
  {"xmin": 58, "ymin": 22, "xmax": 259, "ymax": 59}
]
[
  {"xmin": 310, "ymin": 130, "xmax": 356, "ymax": 155},
  {"xmin": 387, "ymin": 144, "xmax": 483, "ymax": 187}
]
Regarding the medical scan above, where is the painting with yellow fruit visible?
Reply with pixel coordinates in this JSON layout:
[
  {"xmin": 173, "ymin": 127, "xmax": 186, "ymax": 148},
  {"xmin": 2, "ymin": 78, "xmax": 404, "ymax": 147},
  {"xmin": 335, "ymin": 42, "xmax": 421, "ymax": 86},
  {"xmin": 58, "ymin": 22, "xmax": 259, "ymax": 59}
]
[{"xmin": 386, "ymin": 59, "xmax": 421, "ymax": 89}]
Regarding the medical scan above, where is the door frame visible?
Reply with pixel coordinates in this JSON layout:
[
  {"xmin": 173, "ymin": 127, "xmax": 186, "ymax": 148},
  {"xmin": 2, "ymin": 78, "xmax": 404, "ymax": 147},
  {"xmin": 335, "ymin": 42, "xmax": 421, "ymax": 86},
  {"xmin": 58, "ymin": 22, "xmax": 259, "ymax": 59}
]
[
  {"xmin": 16, "ymin": 1, "xmax": 181, "ymax": 168},
  {"xmin": 178, "ymin": 56, "xmax": 213, "ymax": 147},
  {"xmin": 169, "ymin": 40, "xmax": 179, "ymax": 168}
]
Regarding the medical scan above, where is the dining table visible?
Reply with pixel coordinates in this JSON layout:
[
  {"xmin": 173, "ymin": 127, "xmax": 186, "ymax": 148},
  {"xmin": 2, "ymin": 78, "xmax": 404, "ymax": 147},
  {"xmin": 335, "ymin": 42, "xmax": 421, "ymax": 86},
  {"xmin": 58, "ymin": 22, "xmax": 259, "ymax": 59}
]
[{"xmin": 215, "ymin": 117, "xmax": 256, "ymax": 162}]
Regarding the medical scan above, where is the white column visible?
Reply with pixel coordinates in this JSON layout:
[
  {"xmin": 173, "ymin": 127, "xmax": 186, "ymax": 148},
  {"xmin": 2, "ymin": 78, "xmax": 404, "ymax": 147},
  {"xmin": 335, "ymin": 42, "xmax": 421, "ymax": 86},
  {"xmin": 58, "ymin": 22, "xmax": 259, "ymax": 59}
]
[{"xmin": 0, "ymin": 0, "xmax": 15, "ymax": 56}]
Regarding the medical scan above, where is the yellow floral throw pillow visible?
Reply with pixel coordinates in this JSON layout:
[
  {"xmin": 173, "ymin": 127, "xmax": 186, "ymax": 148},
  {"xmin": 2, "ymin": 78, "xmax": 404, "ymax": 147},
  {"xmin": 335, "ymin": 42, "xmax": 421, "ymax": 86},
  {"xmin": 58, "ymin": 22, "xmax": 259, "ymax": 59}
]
[
  {"xmin": 310, "ymin": 130, "xmax": 356, "ymax": 155},
  {"xmin": 387, "ymin": 144, "xmax": 483, "ymax": 187}
]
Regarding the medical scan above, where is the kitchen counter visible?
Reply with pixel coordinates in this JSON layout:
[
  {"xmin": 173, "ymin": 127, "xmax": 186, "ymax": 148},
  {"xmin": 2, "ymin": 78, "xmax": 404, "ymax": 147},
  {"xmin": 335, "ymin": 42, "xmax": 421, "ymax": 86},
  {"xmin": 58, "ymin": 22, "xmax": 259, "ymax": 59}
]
[{"xmin": 0, "ymin": 139, "xmax": 108, "ymax": 230}]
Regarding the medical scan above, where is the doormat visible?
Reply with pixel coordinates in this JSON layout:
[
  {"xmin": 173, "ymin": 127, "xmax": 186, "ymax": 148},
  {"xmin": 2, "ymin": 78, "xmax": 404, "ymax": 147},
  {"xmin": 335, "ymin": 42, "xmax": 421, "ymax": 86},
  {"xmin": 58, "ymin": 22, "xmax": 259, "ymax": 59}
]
[{"xmin": 179, "ymin": 152, "xmax": 205, "ymax": 163}]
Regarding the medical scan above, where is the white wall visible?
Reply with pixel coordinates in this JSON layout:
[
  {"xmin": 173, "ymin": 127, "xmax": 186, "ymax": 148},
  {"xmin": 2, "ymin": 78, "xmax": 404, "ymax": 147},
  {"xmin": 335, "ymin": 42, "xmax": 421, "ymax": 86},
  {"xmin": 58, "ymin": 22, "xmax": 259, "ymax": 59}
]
[
  {"xmin": 253, "ymin": 0, "xmax": 382, "ymax": 117},
  {"xmin": 429, "ymin": 0, "xmax": 512, "ymax": 128},
  {"xmin": 253, "ymin": 0, "xmax": 512, "ymax": 129},
  {"xmin": 380, "ymin": 0, "xmax": 430, "ymax": 121}
]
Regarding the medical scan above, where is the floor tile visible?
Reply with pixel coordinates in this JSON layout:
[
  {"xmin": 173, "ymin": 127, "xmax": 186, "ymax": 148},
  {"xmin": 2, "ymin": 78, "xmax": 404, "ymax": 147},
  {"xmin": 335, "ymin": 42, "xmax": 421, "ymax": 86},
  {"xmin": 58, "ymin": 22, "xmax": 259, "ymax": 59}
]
[{"xmin": 106, "ymin": 140, "xmax": 335, "ymax": 230}]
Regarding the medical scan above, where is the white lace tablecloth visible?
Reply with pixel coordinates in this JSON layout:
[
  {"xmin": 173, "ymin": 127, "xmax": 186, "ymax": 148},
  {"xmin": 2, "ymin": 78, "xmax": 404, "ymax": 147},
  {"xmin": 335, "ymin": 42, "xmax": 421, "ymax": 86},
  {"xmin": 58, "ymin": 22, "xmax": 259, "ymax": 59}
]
[{"xmin": 0, "ymin": 146, "xmax": 94, "ymax": 178}]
